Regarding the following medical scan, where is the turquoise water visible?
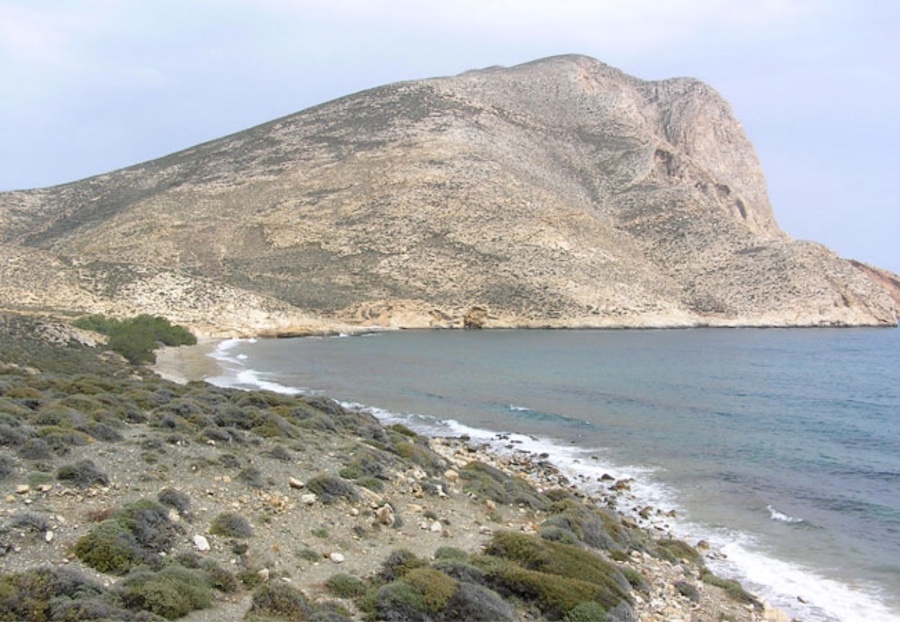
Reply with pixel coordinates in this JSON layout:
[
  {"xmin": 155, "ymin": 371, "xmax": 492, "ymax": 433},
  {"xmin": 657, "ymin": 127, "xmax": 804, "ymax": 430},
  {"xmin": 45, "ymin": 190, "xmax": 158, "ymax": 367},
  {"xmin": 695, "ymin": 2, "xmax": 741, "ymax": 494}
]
[{"xmin": 207, "ymin": 328, "xmax": 900, "ymax": 621}]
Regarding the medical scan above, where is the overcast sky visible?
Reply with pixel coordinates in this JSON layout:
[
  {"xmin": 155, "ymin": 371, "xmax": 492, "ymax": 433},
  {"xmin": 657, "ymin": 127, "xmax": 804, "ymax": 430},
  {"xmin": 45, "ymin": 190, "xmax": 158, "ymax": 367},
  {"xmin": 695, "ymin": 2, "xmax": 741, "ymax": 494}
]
[{"xmin": 2, "ymin": 1, "xmax": 898, "ymax": 273}]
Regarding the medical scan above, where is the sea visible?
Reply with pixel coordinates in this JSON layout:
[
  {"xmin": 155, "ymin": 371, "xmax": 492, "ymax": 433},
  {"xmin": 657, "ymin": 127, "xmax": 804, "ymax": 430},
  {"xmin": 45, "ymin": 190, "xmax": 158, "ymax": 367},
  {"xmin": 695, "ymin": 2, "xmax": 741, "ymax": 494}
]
[{"xmin": 202, "ymin": 327, "xmax": 900, "ymax": 622}]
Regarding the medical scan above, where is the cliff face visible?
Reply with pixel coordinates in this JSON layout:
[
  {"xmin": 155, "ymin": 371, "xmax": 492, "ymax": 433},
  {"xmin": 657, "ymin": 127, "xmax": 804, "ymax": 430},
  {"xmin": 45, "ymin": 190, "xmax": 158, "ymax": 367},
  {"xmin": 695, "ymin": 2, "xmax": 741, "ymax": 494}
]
[{"xmin": 0, "ymin": 55, "xmax": 896, "ymax": 333}]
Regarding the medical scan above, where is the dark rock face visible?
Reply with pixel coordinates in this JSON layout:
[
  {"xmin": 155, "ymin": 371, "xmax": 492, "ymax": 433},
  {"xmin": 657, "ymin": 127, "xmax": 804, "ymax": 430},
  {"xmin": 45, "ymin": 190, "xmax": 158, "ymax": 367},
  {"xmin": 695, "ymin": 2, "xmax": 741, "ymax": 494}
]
[{"xmin": 0, "ymin": 54, "xmax": 896, "ymax": 331}]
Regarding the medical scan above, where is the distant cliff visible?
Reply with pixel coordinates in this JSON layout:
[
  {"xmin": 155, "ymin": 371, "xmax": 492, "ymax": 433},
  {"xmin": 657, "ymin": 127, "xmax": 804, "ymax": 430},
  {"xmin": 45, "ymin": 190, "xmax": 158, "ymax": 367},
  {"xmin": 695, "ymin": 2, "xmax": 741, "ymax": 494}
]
[{"xmin": 1, "ymin": 55, "xmax": 896, "ymax": 334}]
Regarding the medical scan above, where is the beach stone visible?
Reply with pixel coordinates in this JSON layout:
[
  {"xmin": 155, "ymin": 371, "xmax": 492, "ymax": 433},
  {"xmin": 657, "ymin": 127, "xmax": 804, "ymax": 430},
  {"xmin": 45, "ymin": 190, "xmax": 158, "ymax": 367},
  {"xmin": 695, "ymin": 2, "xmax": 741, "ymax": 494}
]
[
  {"xmin": 329, "ymin": 552, "xmax": 345, "ymax": 564},
  {"xmin": 288, "ymin": 477, "xmax": 305, "ymax": 489},
  {"xmin": 44, "ymin": 530, "xmax": 54, "ymax": 543},
  {"xmin": 193, "ymin": 535, "xmax": 210, "ymax": 552}
]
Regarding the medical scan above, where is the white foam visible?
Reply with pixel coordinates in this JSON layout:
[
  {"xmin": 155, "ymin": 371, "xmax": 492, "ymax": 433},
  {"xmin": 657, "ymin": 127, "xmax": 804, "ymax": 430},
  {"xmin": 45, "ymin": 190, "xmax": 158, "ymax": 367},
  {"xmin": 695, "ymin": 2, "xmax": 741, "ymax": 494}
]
[
  {"xmin": 706, "ymin": 537, "xmax": 900, "ymax": 622},
  {"xmin": 509, "ymin": 404, "xmax": 531, "ymax": 412},
  {"xmin": 767, "ymin": 504, "xmax": 804, "ymax": 524}
]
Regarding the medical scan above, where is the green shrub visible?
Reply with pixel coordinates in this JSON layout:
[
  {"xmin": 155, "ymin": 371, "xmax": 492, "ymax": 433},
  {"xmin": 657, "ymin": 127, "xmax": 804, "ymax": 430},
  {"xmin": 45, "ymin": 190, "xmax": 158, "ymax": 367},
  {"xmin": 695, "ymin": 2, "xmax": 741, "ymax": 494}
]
[
  {"xmin": 0, "ymin": 566, "xmax": 111, "ymax": 622},
  {"xmin": 306, "ymin": 474, "xmax": 360, "ymax": 504},
  {"xmin": 247, "ymin": 581, "xmax": 312, "ymax": 621},
  {"xmin": 377, "ymin": 549, "xmax": 428, "ymax": 582},
  {"xmin": 656, "ymin": 538, "xmax": 702, "ymax": 565},
  {"xmin": 157, "ymin": 487, "xmax": 191, "ymax": 516},
  {"xmin": 563, "ymin": 600, "xmax": 609, "ymax": 621},
  {"xmin": 202, "ymin": 559, "xmax": 239, "ymax": 593},
  {"xmin": 297, "ymin": 547, "xmax": 322, "ymax": 563},
  {"xmin": 375, "ymin": 569, "xmax": 464, "ymax": 620},
  {"xmin": 56, "ymin": 459, "xmax": 110, "ymax": 487},
  {"xmin": 434, "ymin": 546, "xmax": 469, "ymax": 561},
  {"xmin": 117, "ymin": 565, "xmax": 212, "ymax": 619},
  {"xmin": 325, "ymin": 573, "xmax": 367, "ymax": 599},
  {"xmin": 209, "ymin": 511, "xmax": 253, "ymax": 538},
  {"xmin": 74, "ymin": 314, "xmax": 197, "ymax": 365},
  {"xmin": 700, "ymin": 570, "xmax": 762, "ymax": 609},
  {"xmin": 459, "ymin": 461, "xmax": 550, "ymax": 510},
  {"xmin": 74, "ymin": 500, "xmax": 178, "ymax": 574},
  {"xmin": 74, "ymin": 520, "xmax": 143, "ymax": 574}
]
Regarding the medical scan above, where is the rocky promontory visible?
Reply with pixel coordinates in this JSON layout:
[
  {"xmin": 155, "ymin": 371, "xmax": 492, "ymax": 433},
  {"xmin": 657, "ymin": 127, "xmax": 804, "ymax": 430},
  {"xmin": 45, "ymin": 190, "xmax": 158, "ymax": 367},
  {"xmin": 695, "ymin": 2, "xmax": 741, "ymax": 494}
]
[{"xmin": 1, "ymin": 55, "xmax": 897, "ymax": 334}]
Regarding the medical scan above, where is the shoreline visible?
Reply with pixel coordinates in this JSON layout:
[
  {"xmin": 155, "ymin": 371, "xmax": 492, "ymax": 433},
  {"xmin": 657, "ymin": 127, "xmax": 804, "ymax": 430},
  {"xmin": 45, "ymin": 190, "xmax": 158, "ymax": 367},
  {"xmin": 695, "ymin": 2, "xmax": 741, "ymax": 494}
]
[
  {"xmin": 152, "ymin": 339, "xmax": 796, "ymax": 622},
  {"xmin": 153, "ymin": 338, "xmax": 225, "ymax": 384}
]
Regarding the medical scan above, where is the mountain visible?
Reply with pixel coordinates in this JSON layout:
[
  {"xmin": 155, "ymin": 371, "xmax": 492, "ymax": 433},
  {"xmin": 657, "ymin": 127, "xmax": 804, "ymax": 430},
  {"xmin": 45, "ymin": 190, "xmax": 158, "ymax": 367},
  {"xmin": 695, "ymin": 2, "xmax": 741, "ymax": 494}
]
[{"xmin": 1, "ymin": 54, "xmax": 897, "ymax": 335}]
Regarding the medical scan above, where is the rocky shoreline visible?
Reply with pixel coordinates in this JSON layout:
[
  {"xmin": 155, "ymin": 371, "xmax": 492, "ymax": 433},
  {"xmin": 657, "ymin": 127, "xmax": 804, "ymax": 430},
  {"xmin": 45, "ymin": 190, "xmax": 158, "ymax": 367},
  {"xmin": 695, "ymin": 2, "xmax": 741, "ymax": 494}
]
[
  {"xmin": 0, "ymin": 319, "xmax": 794, "ymax": 621},
  {"xmin": 154, "ymin": 341, "xmax": 795, "ymax": 622}
]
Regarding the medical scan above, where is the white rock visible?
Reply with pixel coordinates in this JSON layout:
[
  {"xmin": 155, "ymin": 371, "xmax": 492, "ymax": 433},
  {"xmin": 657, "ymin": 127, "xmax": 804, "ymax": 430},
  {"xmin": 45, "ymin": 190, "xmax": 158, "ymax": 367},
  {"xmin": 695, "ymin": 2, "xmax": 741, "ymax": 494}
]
[
  {"xmin": 192, "ymin": 535, "xmax": 211, "ymax": 552},
  {"xmin": 430, "ymin": 520, "xmax": 443, "ymax": 533},
  {"xmin": 375, "ymin": 504, "xmax": 396, "ymax": 527},
  {"xmin": 44, "ymin": 530, "xmax": 54, "ymax": 543},
  {"xmin": 329, "ymin": 552, "xmax": 345, "ymax": 564},
  {"xmin": 301, "ymin": 493, "xmax": 317, "ymax": 505},
  {"xmin": 289, "ymin": 477, "xmax": 305, "ymax": 489}
]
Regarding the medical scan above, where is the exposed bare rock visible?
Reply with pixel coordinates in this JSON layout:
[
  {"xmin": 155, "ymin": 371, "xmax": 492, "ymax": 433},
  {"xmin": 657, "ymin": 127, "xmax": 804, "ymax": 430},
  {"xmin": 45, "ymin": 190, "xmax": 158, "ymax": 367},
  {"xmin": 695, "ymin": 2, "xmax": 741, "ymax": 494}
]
[{"xmin": 0, "ymin": 54, "xmax": 895, "ymax": 329}]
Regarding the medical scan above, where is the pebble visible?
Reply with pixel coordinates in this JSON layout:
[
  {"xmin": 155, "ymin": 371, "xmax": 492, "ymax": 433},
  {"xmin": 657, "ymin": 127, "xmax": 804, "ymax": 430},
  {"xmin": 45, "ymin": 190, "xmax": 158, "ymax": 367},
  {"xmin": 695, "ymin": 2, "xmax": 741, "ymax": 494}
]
[
  {"xmin": 300, "ymin": 493, "xmax": 317, "ymax": 505},
  {"xmin": 329, "ymin": 552, "xmax": 345, "ymax": 564},
  {"xmin": 289, "ymin": 477, "xmax": 305, "ymax": 489},
  {"xmin": 44, "ymin": 530, "xmax": 54, "ymax": 543},
  {"xmin": 193, "ymin": 535, "xmax": 211, "ymax": 552},
  {"xmin": 15, "ymin": 485, "xmax": 30, "ymax": 495}
]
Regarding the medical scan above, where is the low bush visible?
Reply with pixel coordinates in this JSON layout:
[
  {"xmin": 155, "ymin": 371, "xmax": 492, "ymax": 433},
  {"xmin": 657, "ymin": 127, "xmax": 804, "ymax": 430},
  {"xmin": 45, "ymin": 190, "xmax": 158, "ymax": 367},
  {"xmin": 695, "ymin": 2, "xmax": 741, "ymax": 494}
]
[
  {"xmin": 247, "ymin": 581, "xmax": 312, "ymax": 621},
  {"xmin": 700, "ymin": 570, "xmax": 762, "ymax": 609},
  {"xmin": 116, "ymin": 565, "xmax": 212, "ymax": 619},
  {"xmin": 0, "ymin": 566, "xmax": 116, "ymax": 622},
  {"xmin": 378, "ymin": 549, "xmax": 428, "ymax": 583},
  {"xmin": 209, "ymin": 511, "xmax": 253, "ymax": 538},
  {"xmin": 74, "ymin": 499, "xmax": 178, "ymax": 575},
  {"xmin": 563, "ymin": 600, "xmax": 609, "ymax": 621},
  {"xmin": 459, "ymin": 461, "xmax": 550, "ymax": 510},
  {"xmin": 306, "ymin": 474, "xmax": 360, "ymax": 504},
  {"xmin": 0, "ymin": 454, "xmax": 13, "ymax": 479},
  {"xmin": 73, "ymin": 520, "xmax": 144, "ymax": 574},
  {"xmin": 238, "ymin": 465, "xmax": 267, "ymax": 488},
  {"xmin": 9, "ymin": 511, "xmax": 50, "ymax": 533},
  {"xmin": 325, "ymin": 573, "xmax": 367, "ymax": 599},
  {"xmin": 157, "ymin": 487, "xmax": 191, "ymax": 516},
  {"xmin": 656, "ymin": 538, "xmax": 702, "ymax": 565},
  {"xmin": 56, "ymin": 459, "xmax": 110, "ymax": 488}
]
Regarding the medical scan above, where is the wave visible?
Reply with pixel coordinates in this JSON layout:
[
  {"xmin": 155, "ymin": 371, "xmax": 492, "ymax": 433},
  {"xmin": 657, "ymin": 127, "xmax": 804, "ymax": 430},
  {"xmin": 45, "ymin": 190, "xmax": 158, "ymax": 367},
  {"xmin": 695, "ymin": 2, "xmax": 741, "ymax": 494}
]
[
  {"xmin": 506, "ymin": 403, "xmax": 593, "ymax": 427},
  {"xmin": 767, "ymin": 505, "xmax": 805, "ymax": 524},
  {"xmin": 202, "ymin": 338, "xmax": 900, "ymax": 622}
]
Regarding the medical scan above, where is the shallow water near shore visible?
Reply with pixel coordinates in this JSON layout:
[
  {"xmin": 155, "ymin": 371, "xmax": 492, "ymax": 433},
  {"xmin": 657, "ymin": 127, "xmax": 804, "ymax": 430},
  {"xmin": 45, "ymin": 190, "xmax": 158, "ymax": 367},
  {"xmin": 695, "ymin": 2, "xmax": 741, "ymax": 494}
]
[{"xmin": 203, "ymin": 328, "xmax": 900, "ymax": 621}]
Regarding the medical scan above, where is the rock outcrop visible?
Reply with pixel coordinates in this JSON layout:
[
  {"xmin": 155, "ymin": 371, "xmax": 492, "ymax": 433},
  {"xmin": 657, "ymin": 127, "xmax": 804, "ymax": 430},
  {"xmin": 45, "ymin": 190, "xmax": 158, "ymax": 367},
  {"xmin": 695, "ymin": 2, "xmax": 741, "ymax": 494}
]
[{"xmin": 1, "ymin": 54, "xmax": 896, "ymax": 332}]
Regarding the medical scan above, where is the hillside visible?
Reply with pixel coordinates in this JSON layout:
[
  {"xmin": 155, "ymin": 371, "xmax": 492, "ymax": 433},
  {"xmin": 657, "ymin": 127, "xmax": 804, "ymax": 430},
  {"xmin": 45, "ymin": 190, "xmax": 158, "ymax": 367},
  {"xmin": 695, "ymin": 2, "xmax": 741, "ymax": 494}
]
[{"xmin": 1, "ymin": 54, "xmax": 896, "ymax": 334}]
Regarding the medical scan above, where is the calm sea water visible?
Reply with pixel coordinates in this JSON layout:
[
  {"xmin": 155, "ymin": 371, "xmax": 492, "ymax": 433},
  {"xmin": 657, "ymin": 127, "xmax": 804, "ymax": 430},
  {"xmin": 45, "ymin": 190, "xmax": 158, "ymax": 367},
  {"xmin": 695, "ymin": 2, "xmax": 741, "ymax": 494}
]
[{"xmin": 206, "ymin": 328, "xmax": 900, "ymax": 622}]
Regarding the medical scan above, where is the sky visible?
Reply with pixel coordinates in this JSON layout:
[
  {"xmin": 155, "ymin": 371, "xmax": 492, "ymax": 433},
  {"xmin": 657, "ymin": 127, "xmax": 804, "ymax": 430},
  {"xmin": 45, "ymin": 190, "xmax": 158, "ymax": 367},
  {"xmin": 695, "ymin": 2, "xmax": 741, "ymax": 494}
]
[{"xmin": 1, "ymin": 1, "xmax": 898, "ymax": 274}]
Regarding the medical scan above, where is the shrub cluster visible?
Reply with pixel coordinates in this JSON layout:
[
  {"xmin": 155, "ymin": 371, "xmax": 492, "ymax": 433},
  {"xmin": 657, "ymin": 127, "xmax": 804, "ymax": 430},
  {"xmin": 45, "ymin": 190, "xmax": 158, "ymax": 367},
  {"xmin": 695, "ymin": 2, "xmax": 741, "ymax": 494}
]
[
  {"xmin": 459, "ymin": 460, "xmax": 551, "ymax": 510},
  {"xmin": 208, "ymin": 511, "xmax": 253, "ymax": 539},
  {"xmin": 74, "ymin": 499, "xmax": 179, "ymax": 574},
  {"xmin": 74, "ymin": 313, "xmax": 197, "ymax": 365}
]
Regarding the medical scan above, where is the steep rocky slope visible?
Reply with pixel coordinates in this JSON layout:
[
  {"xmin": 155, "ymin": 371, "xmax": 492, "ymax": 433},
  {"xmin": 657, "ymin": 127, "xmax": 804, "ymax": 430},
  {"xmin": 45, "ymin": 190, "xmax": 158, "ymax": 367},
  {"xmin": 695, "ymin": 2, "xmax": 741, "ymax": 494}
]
[{"xmin": 1, "ymin": 54, "xmax": 896, "ymax": 332}]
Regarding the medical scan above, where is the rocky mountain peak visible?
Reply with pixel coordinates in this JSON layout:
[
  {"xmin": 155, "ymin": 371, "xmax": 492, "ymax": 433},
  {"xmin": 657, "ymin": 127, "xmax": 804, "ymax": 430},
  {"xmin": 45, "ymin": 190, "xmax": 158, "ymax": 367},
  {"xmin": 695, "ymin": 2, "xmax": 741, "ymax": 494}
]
[{"xmin": 0, "ymin": 55, "xmax": 896, "ymax": 334}]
